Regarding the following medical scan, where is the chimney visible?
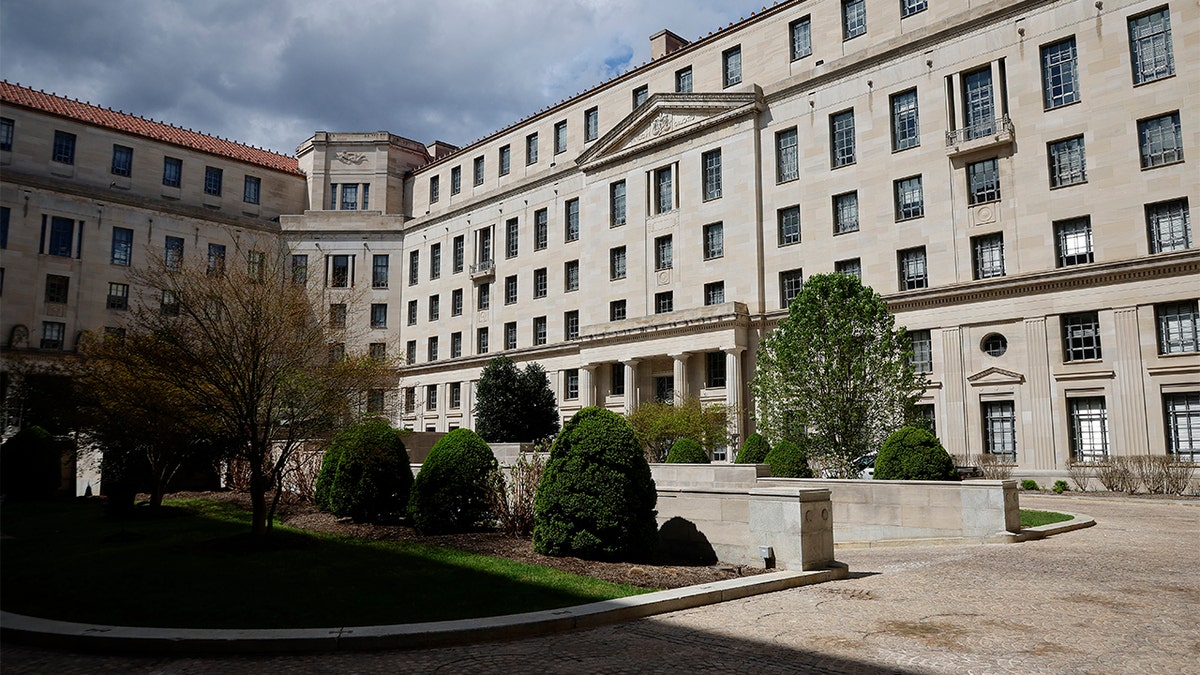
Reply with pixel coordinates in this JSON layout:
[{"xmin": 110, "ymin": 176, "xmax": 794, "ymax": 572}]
[{"xmin": 650, "ymin": 29, "xmax": 690, "ymax": 60}]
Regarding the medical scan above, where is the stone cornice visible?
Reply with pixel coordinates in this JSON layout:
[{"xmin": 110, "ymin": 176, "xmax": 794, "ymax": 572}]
[
  {"xmin": 399, "ymin": 342, "xmax": 580, "ymax": 379},
  {"xmin": 579, "ymin": 302, "xmax": 751, "ymax": 346}
]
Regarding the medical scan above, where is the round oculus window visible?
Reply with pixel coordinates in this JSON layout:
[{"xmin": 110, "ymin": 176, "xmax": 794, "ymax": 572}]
[{"xmin": 982, "ymin": 333, "xmax": 1008, "ymax": 357}]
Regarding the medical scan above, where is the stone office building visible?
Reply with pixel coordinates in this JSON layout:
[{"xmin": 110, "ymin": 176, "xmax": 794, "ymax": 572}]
[{"xmin": 2, "ymin": 0, "xmax": 1197, "ymax": 478}]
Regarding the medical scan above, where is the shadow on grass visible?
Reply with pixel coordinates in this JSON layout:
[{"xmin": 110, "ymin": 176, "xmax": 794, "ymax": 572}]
[{"xmin": 0, "ymin": 498, "xmax": 647, "ymax": 629}]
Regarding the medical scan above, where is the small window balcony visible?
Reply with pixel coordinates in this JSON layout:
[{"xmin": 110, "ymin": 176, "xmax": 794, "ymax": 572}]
[
  {"xmin": 946, "ymin": 115, "xmax": 1014, "ymax": 157},
  {"xmin": 470, "ymin": 259, "xmax": 495, "ymax": 282}
]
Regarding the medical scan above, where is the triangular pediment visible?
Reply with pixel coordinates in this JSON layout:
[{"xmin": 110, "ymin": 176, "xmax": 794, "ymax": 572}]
[
  {"xmin": 577, "ymin": 91, "xmax": 762, "ymax": 171},
  {"xmin": 967, "ymin": 367, "xmax": 1026, "ymax": 386}
]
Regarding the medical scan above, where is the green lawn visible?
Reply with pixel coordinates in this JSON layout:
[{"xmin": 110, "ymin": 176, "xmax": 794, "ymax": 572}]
[
  {"xmin": 1019, "ymin": 509, "xmax": 1074, "ymax": 528},
  {"xmin": 0, "ymin": 498, "xmax": 648, "ymax": 629}
]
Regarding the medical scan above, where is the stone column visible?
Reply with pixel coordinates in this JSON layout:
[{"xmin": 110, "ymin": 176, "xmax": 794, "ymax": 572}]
[
  {"xmin": 725, "ymin": 348, "xmax": 745, "ymax": 443},
  {"xmin": 1024, "ymin": 318, "xmax": 1056, "ymax": 469},
  {"xmin": 940, "ymin": 327, "xmax": 968, "ymax": 456},
  {"xmin": 581, "ymin": 365, "xmax": 597, "ymax": 407},
  {"xmin": 670, "ymin": 352, "xmax": 690, "ymax": 404},
  {"xmin": 622, "ymin": 359, "xmax": 640, "ymax": 415},
  {"xmin": 465, "ymin": 380, "xmax": 476, "ymax": 430},
  {"xmin": 1112, "ymin": 307, "xmax": 1149, "ymax": 457},
  {"xmin": 990, "ymin": 60, "xmax": 1005, "ymax": 116}
]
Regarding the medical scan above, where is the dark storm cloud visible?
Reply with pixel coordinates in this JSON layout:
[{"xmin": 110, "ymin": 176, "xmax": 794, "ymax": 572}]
[{"xmin": 0, "ymin": 0, "xmax": 750, "ymax": 155}]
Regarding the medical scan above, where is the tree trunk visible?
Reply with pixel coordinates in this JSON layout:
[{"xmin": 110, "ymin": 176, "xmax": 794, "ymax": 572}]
[
  {"xmin": 151, "ymin": 481, "xmax": 164, "ymax": 508},
  {"xmin": 250, "ymin": 462, "xmax": 268, "ymax": 538}
]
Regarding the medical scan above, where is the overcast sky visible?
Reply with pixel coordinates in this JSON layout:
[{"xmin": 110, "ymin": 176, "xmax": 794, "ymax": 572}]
[{"xmin": 1, "ymin": 0, "xmax": 758, "ymax": 156}]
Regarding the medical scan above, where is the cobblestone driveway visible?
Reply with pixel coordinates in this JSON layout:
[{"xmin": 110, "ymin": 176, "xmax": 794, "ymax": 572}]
[{"xmin": 4, "ymin": 495, "xmax": 1197, "ymax": 674}]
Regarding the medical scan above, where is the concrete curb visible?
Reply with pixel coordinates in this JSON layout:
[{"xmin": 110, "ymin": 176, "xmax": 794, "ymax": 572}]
[
  {"xmin": 1013, "ymin": 511, "xmax": 1096, "ymax": 541},
  {"xmin": 0, "ymin": 565, "xmax": 849, "ymax": 655}
]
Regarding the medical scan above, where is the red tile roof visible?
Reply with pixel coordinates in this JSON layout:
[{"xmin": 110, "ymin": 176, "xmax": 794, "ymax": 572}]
[{"xmin": 0, "ymin": 81, "xmax": 303, "ymax": 176}]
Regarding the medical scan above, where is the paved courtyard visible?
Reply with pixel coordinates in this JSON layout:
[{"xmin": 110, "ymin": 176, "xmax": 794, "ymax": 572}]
[{"xmin": 3, "ymin": 495, "xmax": 1198, "ymax": 674}]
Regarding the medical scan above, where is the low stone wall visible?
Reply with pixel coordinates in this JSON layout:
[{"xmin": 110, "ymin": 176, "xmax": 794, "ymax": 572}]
[{"xmin": 655, "ymin": 486, "xmax": 835, "ymax": 571}]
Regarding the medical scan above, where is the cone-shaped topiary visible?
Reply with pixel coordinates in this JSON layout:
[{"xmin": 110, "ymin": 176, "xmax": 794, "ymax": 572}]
[
  {"xmin": 735, "ymin": 432, "xmax": 771, "ymax": 464},
  {"xmin": 665, "ymin": 438, "xmax": 710, "ymax": 463},
  {"xmin": 322, "ymin": 420, "xmax": 412, "ymax": 522},
  {"xmin": 533, "ymin": 407, "xmax": 658, "ymax": 561},
  {"xmin": 765, "ymin": 438, "xmax": 814, "ymax": 478},
  {"xmin": 875, "ymin": 426, "xmax": 958, "ymax": 481},
  {"xmin": 408, "ymin": 428, "xmax": 499, "ymax": 534}
]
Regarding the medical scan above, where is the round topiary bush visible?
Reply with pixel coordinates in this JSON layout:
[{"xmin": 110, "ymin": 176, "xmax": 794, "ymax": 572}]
[
  {"xmin": 0, "ymin": 426, "xmax": 62, "ymax": 500},
  {"xmin": 322, "ymin": 420, "xmax": 412, "ymax": 522},
  {"xmin": 533, "ymin": 407, "xmax": 658, "ymax": 561},
  {"xmin": 665, "ymin": 438, "xmax": 709, "ymax": 464},
  {"xmin": 313, "ymin": 442, "xmax": 345, "ymax": 512},
  {"xmin": 874, "ymin": 426, "xmax": 958, "ymax": 481},
  {"xmin": 735, "ymin": 432, "xmax": 771, "ymax": 464},
  {"xmin": 1021, "ymin": 479, "xmax": 1040, "ymax": 491},
  {"xmin": 408, "ymin": 428, "xmax": 499, "ymax": 534},
  {"xmin": 765, "ymin": 438, "xmax": 813, "ymax": 478}
]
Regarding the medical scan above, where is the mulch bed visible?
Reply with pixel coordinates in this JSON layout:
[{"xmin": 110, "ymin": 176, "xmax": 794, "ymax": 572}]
[{"xmin": 175, "ymin": 491, "xmax": 765, "ymax": 590}]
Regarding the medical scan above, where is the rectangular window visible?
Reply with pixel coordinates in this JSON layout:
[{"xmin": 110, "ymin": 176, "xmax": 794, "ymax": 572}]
[
  {"xmin": 584, "ymin": 108, "xmax": 599, "ymax": 142},
  {"xmin": 329, "ymin": 254, "xmax": 350, "ymax": 288},
  {"xmin": 706, "ymin": 351, "xmax": 727, "ymax": 388},
  {"xmin": 654, "ymin": 166, "xmax": 673, "ymax": 213},
  {"xmin": 633, "ymin": 85, "xmax": 649, "ymax": 108},
  {"xmin": 982, "ymin": 401, "xmax": 1017, "ymax": 462},
  {"xmin": 914, "ymin": 404, "xmax": 936, "ymax": 434},
  {"xmin": 107, "ymin": 282, "xmax": 129, "ymax": 310},
  {"xmin": 564, "ymin": 369, "xmax": 580, "ymax": 400},
  {"xmin": 842, "ymin": 0, "xmax": 866, "ymax": 40},
  {"xmin": 52, "ymin": 130, "xmax": 75, "ymax": 164},
  {"xmin": 478, "ymin": 227, "xmax": 493, "ymax": 266},
  {"xmin": 610, "ymin": 181, "xmax": 626, "ymax": 227},
  {"xmin": 834, "ymin": 192, "xmax": 859, "ymax": 234},
  {"xmin": 45, "ymin": 217, "xmax": 74, "ymax": 258},
  {"xmin": 1129, "ymin": 8, "xmax": 1174, "ymax": 85},
  {"xmin": 1041, "ymin": 38, "xmax": 1080, "ymax": 109},
  {"xmin": 329, "ymin": 184, "xmax": 338, "ymax": 209},
  {"xmin": 366, "ymin": 389, "xmax": 385, "ymax": 414},
  {"xmin": 534, "ymin": 208, "xmax": 548, "ymax": 250},
  {"xmin": 407, "ymin": 300, "xmax": 418, "ymax": 326},
  {"xmin": 506, "ymin": 218, "xmax": 519, "ymax": 258},
  {"xmin": 362, "ymin": 182, "xmax": 371, "ymax": 210},
  {"xmin": 369, "ymin": 343, "xmax": 386, "ymax": 360},
  {"xmin": 473, "ymin": 156, "xmax": 485, "ymax": 186},
  {"xmin": 162, "ymin": 157, "xmax": 182, "ymax": 187},
  {"xmin": 498, "ymin": 145, "xmax": 511, "ymax": 177},
  {"xmin": 1069, "ymin": 397, "xmax": 1110, "ymax": 462},
  {"xmin": 962, "ymin": 67, "xmax": 997, "ymax": 140},
  {"xmin": 655, "ymin": 291, "xmax": 674, "ymax": 314},
  {"xmin": 430, "ymin": 243, "xmax": 441, "ymax": 279},
  {"xmin": 610, "ymin": 246, "xmax": 627, "ymax": 280},
  {"xmin": 1048, "ymin": 136, "xmax": 1087, "ymax": 187},
  {"xmin": 340, "ymin": 184, "xmax": 359, "ymax": 210},
  {"xmin": 675, "ymin": 67, "xmax": 692, "ymax": 93},
  {"xmin": 451, "ymin": 166, "xmax": 461, "ymax": 194},
  {"xmin": 1055, "ymin": 217, "xmax": 1094, "ymax": 267},
  {"xmin": 776, "ymin": 128, "xmax": 798, "ymax": 183},
  {"xmin": 239, "ymin": 248, "xmax": 260, "ymax": 279},
  {"xmin": 703, "ymin": 222, "xmax": 724, "ymax": 260},
  {"xmin": 778, "ymin": 206, "xmax": 801, "ymax": 246},
  {"xmin": 612, "ymin": 363, "xmax": 626, "ymax": 395},
  {"xmin": 1138, "ymin": 112, "xmax": 1184, "ymax": 168},
  {"xmin": 372, "ymin": 254, "xmax": 389, "ymax": 288},
  {"xmin": 478, "ymin": 283, "xmax": 491, "ymax": 310},
  {"xmin": 291, "ymin": 255, "xmax": 308, "ymax": 284},
  {"xmin": 451, "ymin": 332, "xmax": 463, "ymax": 358},
  {"xmin": 967, "ymin": 158, "xmax": 1001, "ymax": 204},
  {"xmin": 430, "ymin": 176, "xmax": 440, "ymax": 203},
  {"xmin": 836, "ymin": 258, "xmax": 862, "ymax": 279},
  {"xmin": 1062, "ymin": 311, "xmax": 1102, "ymax": 361},
  {"xmin": 429, "ymin": 295, "xmax": 440, "ymax": 321},
  {"xmin": 898, "ymin": 246, "xmax": 928, "ymax": 290},
  {"xmin": 1156, "ymin": 300, "xmax": 1199, "ymax": 354},
  {"xmin": 111, "ymin": 145, "xmax": 133, "ymax": 177},
  {"xmin": 704, "ymin": 281, "xmax": 725, "ymax": 306},
  {"xmin": 901, "ymin": 0, "xmax": 927, "ymax": 18},
  {"xmin": 830, "ymin": 110, "xmax": 856, "ymax": 168},
  {"xmin": 972, "ymin": 233, "xmax": 1006, "ymax": 279},
  {"xmin": 554, "ymin": 121, "xmax": 568, "ymax": 154},
  {"xmin": 207, "ymin": 243, "xmax": 227, "ymax": 275},
  {"xmin": 790, "ymin": 16, "xmax": 812, "ymax": 60},
  {"xmin": 406, "ymin": 341, "xmax": 417, "ymax": 364},
  {"xmin": 894, "ymin": 175, "xmax": 924, "ymax": 221},
  {"xmin": 1164, "ymin": 392, "xmax": 1200, "ymax": 461},
  {"xmin": 702, "ymin": 149, "xmax": 722, "ymax": 201},
  {"xmin": 534, "ymin": 316, "xmax": 548, "ymax": 345},
  {"xmin": 404, "ymin": 386, "xmax": 416, "ymax": 413},
  {"xmin": 328, "ymin": 303, "xmax": 347, "ymax": 329},
  {"xmin": 164, "ymin": 235, "xmax": 184, "ymax": 270},
  {"xmin": 408, "ymin": 250, "xmax": 420, "ymax": 285},
  {"xmin": 450, "ymin": 383, "xmax": 462, "ymax": 409},
  {"xmin": 204, "ymin": 166, "xmax": 223, "ymax": 196},
  {"xmin": 722, "ymin": 46, "xmax": 742, "ymax": 87},
  {"xmin": 655, "ymin": 235, "xmax": 673, "ymax": 271},
  {"xmin": 451, "ymin": 288, "xmax": 463, "ymax": 316},
  {"xmin": 110, "ymin": 227, "xmax": 133, "ymax": 266},
  {"xmin": 0, "ymin": 117, "xmax": 12, "ymax": 151},
  {"xmin": 241, "ymin": 175, "xmax": 261, "ymax": 204},
  {"xmin": 564, "ymin": 260, "xmax": 580, "ymax": 292},
  {"xmin": 505, "ymin": 321, "xmax": 517, "ymax": 350},
  {"xmin": 565, "ymin": 310, "xmax": 580, "ymax": 340},
  {"xmin": 453, "ymin": 235, "xmax": 465, "ymax": 272},
  {"xmin": 564, "ymin": 199, "xmax": 580, "ymax": 242},
  {"xmin": 534, "ymin": 268, "xmax": 548, "ymax": 298},
  {"xmin": 526, "ymin": 133, "xmax": 539, "ymax": 164},
  {"xmin": 1146, "ymin": 198, "xmax": 1191, "ymax": 253},
  {"xmin": 44, "ymin": 274, "xmax": 69, "ymax": 304},
  {"xmin": 891, "ymin": 89, "xmax": 920, "ymax": 151},
  {"xmin": 909, "ymin": 329, "xmax": 932, "ymax": 373},
  {"xmin": 427, "ymin": 384, "xmax": 438, "ymax": 411},
  {"xmin": 780, "ymin": 269, "xmax": 804, "ymax": 308},
  {"xmin": 505, "ymin": 275, "xmax": 518, "ymax": 305},
  {"xmin": 41, "ymin": 321, "xmax": 65, "ymax": 350},
  {"xmin": 610, "ymin": 299, "xmax": 627, "ymax": 322}
]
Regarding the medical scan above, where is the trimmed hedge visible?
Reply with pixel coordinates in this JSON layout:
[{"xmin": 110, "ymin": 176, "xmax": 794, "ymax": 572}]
[
  {"xmin": 0, "ymin": 426, "xmax": 62, "ymax": 500},
  {"xmin": 408, "ymin": 428, "xmax": 498, "ymax": 534},
  {"xmin": 874, "ymin": 426, "xmax": 957, "ymax": 481},
  {"xmin": 735, "ymin": 432, "xmax": 771, "ymax": 464},
  {"xmin": 318, "ymin": 420, "xmax": 412, "ymax": 522},
  {"xmin": 665, "ymin": 438, "xmax": 709, "ymax": 464},
  {"xmin": 533, "ymin": 407, "xmax": 658, "ymax": 561},
  {"xmin": 765, "ymin": 439, "xmax": 813, "ymax": 478}
]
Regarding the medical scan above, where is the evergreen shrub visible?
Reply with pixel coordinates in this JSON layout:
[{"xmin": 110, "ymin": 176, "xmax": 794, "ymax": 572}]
[
  {"xmin": 1053, "ymin": 480, "xmax": 1069, "ymax": 494},
  {"xmin": 1021, "ymin": 479, "xmax": 1040, "ymax": 491},
  {"xmin": 0, "ymin": 426, "xmax": 62, "ymax": 500},
  {"xmin": 765, "ymin": 438, "xmax": 813, "ymax": 478},
  {"xmin": 665, "ymin": 438, "xmax": 709, "ymax": 464},
  {"xmin": 533, "ymin": 407, "xmax": 658, "ymax": 560},
  {"xmin": 408, "ymin": 428, "xmax": 498, "ymax": 534},
  {"xmin": 735, "ymin": 432, "xmax": 771, "ymax": 464},
  {"xmin": 874, "ymin": 426, "xmax": 958, "ymax": 481},
  {"xmin": 313, "ymin": 442, "xmax": 345, "ymax": 511},
  {"xmin": 323, "ymin": 420, "xmax": 412, "ymax": 522}
]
